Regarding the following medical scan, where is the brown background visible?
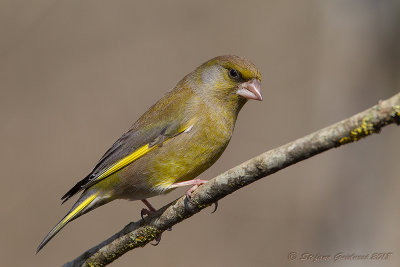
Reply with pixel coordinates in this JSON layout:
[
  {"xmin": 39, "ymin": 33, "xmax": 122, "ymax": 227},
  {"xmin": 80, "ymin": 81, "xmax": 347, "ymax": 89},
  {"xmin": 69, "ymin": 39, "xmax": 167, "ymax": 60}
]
[{"xmin": 1, "ymin": 1, "xmax": 400, "ymax": 267}]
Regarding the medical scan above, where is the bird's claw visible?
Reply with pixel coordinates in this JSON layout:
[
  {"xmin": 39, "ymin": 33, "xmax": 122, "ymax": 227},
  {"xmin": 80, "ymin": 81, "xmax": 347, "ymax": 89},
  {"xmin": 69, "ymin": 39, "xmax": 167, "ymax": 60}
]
[
  {"xmin": 141, "ymin": 208, "xmax": 151, "ymax": 219},
  {"xmin": 211, "ymin": 201, "xmax": 218, "ymax": 213},
  {"xmin": 185, "ymin": 191, "xmax": 219, "ymax": 214},
  {"xmin": 151, "ymin": 235, "xmax": 162, "ymax": 246}
]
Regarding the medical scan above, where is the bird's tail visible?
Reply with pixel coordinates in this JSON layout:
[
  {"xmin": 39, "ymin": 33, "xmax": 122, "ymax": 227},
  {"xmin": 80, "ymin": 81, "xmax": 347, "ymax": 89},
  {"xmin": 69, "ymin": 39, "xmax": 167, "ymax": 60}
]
[{"xmin": 36, "ymin": 191, "xmax": 100, "ymax": 253}]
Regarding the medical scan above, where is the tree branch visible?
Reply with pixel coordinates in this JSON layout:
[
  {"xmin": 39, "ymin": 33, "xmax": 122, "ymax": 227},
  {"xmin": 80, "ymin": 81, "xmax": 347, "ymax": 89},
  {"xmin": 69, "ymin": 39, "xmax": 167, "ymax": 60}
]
[{"xmin": 64, "ymin": 93, "xmax": 400, "ymax": 267}]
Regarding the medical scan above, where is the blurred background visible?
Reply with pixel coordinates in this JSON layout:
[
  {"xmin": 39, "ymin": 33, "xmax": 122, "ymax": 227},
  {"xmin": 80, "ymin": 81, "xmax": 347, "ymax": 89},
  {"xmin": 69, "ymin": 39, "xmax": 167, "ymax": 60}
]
[{"xmin": 1, "ymin": 1, "xmax": 399, "ymax": 266}]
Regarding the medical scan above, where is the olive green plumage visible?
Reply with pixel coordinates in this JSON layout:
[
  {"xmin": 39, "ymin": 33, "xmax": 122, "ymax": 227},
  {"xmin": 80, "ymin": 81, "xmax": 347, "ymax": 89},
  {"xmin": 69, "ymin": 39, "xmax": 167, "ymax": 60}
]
[{"xmin": 37, "ymin": 55, "xmax": 262, "ymax": 253}]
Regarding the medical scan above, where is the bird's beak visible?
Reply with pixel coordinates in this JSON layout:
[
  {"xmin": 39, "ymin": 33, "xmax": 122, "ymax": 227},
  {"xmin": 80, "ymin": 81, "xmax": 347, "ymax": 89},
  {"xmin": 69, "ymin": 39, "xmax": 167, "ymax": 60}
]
[{"xmin": 236, "ymin": 79, "xmax": 262, "ymax": 101}]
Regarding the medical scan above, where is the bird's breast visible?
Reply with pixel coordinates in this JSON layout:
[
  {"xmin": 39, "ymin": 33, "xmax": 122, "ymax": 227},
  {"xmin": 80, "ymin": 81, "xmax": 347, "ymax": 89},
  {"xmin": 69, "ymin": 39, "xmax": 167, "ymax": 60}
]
[{"xmin": 146, "ymin": 113, "xmax": 234, "ymax": 192}]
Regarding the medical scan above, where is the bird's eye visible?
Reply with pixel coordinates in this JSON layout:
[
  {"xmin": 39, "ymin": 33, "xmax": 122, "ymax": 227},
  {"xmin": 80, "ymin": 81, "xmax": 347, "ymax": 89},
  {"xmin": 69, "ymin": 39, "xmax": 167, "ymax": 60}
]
[{"xmin": 229, "ymin": 69, "xmax": 240, "ymax": 79}]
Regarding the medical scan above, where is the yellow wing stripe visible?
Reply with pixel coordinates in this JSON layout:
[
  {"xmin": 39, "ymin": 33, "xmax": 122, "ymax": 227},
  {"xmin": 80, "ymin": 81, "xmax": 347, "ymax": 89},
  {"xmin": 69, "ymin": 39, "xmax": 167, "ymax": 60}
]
[
  {"xmin": 94, "ymin": 122, "xmax": 195, "ymax": 183},
  {"xmin": 96, "ymin": 143, "xmax": 157, "ymax": 180}
]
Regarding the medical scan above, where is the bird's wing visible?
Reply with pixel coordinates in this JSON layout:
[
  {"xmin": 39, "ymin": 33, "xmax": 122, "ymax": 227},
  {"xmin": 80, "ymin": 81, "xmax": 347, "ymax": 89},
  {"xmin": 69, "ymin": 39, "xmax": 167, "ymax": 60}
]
[{"xmin": 61, "ymin": 118, "xmax": 192, "ymax": 203}]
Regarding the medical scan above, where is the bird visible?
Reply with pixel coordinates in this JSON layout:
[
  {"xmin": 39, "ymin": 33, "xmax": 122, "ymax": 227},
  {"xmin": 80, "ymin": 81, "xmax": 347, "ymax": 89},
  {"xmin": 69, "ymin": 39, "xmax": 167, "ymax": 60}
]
[{"xmin": 36, "ymin": 55, "xmax": 262, "ymax": 253}]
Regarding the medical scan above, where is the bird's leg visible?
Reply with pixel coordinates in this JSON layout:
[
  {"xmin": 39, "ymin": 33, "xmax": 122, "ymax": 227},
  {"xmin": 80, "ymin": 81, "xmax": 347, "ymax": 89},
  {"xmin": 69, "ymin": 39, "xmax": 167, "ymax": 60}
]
[
  {"xmin": 170, "ymin": 179, "xmax": 218, "ymax": 213},
  {"xmin": 170, "ymin": 179, "xmax": 208, "ymax": 198}
]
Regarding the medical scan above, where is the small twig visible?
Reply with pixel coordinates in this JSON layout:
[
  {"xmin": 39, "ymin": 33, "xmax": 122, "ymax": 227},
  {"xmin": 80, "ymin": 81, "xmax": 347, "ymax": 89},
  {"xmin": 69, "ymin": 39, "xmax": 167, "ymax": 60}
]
[{"xmin": 64, "ymin": 93, "xmax": 400, "ymax": 267}]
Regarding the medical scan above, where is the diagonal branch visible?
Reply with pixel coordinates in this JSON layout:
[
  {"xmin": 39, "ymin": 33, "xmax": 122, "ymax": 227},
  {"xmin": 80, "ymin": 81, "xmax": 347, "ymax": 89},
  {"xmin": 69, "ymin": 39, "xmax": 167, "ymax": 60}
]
[{"xmin": 64, "ymin": 93, "xmax": 400, "ymax": 267}]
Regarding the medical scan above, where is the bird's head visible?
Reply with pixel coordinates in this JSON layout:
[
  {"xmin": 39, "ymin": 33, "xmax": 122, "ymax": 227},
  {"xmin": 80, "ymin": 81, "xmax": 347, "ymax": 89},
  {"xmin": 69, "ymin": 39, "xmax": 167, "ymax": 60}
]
[{"xmin": 191, "ymin": 55, "xmax": 262, "ymax": 112}]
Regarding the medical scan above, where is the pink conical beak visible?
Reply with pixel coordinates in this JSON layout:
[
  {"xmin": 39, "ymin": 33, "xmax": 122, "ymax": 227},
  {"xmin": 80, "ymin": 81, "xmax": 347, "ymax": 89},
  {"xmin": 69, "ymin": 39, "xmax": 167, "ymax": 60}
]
[{"xmin": 236, "ymin": 79, "xmax": 262, "ymax": 101}]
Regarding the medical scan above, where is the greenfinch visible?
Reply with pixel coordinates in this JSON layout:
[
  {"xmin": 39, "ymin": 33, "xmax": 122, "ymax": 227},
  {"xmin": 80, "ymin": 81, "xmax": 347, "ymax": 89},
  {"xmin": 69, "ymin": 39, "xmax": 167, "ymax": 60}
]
[{"xmin": 37, "ymin": 55, "xmax": 262, "ymax": 253}]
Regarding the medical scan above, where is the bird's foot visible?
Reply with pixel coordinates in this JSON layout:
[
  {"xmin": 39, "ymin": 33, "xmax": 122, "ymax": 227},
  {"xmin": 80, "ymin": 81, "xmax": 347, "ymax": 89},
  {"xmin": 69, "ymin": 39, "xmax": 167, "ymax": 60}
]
[
  {"xmin": 184, "ymin": 179, "xmax": 208, "ymax": 199},
  {"xmin": 140, "ymin": 199, "xmax": 171, "ymax": 245},
  {"xmin": 170, "ymin": 179, "xmax": 218, "ymax": 213},
  {"xmin": 141, "ymin": 199, "xmax": 157, "ymax": 219}
]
